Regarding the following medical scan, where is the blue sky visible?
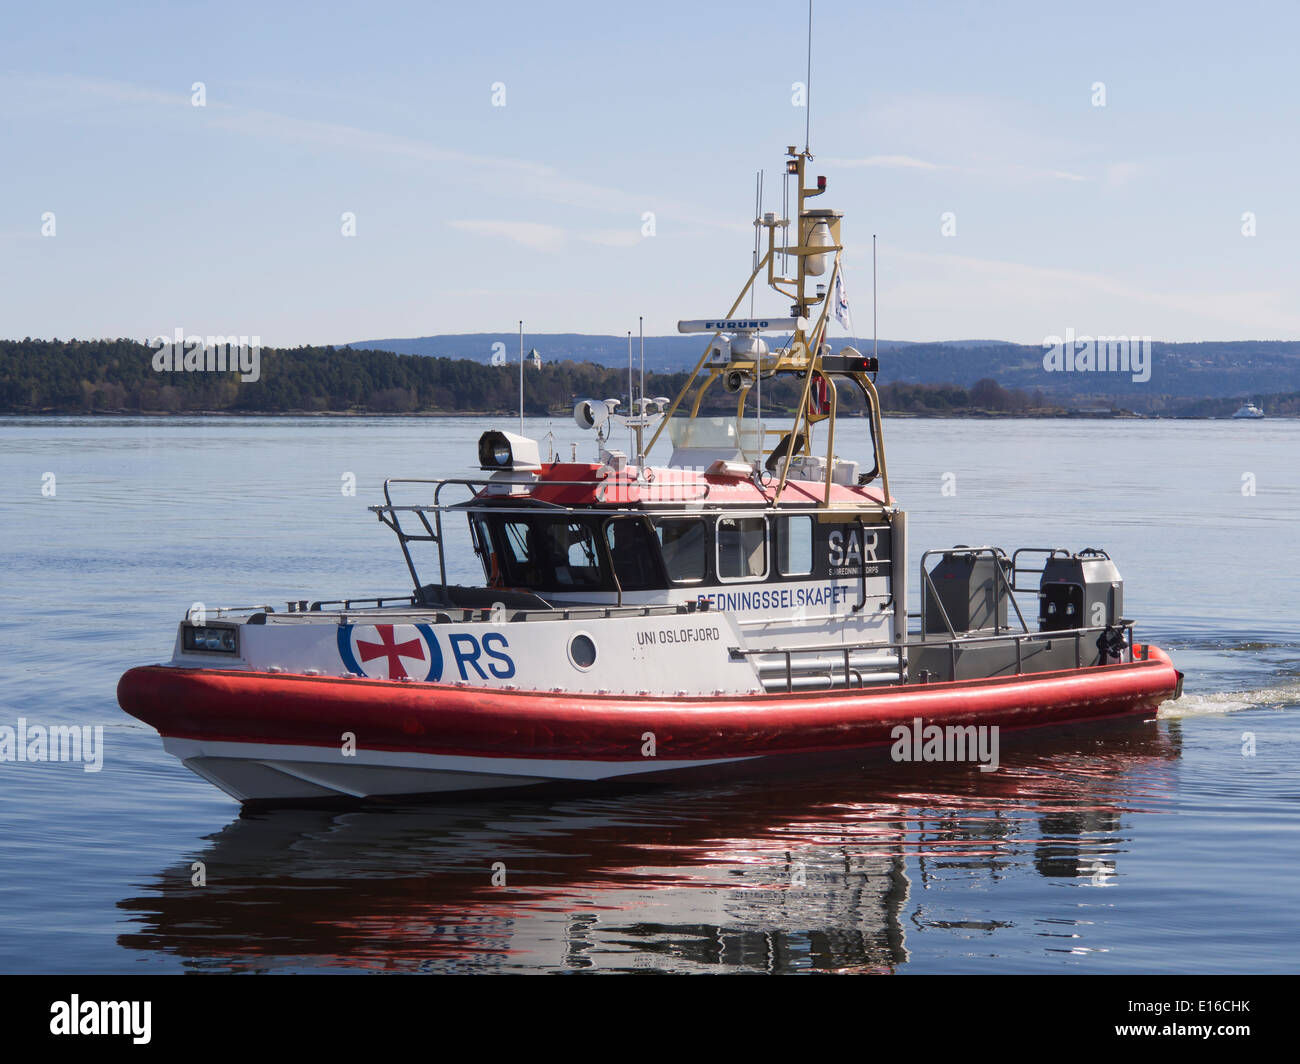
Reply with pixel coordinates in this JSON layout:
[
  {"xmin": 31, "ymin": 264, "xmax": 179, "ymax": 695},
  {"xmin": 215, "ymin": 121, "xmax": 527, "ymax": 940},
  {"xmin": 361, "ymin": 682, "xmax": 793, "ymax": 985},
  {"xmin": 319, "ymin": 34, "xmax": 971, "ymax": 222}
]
[{"xmin": 2, "ymin": 0, "xmax": 1298, "ymax": 347}]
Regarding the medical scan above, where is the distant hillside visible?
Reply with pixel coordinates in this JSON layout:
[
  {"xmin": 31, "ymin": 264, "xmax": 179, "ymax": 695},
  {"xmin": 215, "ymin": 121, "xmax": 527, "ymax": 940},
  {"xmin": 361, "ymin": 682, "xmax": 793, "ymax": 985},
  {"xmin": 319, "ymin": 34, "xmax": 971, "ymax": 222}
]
[
  {"xmin": 878, "ymin": 340, "xmax": 1300, "ymax": 412},
  {"xmin": 346, "ymin": 334, "xmax": 1300, "ymax": 412},
  {"xmin": 3, "ymin": 337, "xmax": 1297, "ymax": 417},
  {"xmin": 0, "ymin": 338, "xmax": 1054, "ymax": 417},
  {"xmin": 345, "ymin": 333, "xmax": 920, "ymax": 373}
]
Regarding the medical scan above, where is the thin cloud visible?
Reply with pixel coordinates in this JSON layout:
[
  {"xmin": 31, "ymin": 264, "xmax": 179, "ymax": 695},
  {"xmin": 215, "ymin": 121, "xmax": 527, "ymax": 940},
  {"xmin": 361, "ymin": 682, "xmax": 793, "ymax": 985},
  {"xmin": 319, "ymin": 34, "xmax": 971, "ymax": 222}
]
[
  {"xmin": 448, "ymin": 219, "xmax": 566, "ymax": 251},
  {"xmin": 5, "ymin": 74, "xmax": 739, "ymax": 230},
  {"xmin": 1027, "ymin": 167, "xmax": 1091, "ymax": 183},
  {"xmin": 448, "ymin": 220, "xmax": 650, "ymax": 250},
  {"xmin": 824, "ymin": 154, "xmax": 947, "ymax": 171},
  {"xmin": 825, "ymin": 151, "xmax": 1092, "ymax": 183},
  {"xmin": 581, "ymin": 228, "xmax": 645, "ymax": 248},
  {"xmin": 1104, "ymin": 161, "xmax": 1144, "ymax": 187},
  {"xmin": 883, "ymin": 246, "xmax": 1300, "ymax": 337}
]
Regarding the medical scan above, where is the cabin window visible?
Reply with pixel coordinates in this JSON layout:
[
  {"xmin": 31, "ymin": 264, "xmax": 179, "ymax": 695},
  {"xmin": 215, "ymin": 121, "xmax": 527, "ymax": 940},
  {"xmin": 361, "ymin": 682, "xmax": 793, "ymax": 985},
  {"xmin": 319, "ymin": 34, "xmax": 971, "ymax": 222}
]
[
  {"xmin": 604, "ymin": 519, "xmax": 664, "ymax": 591},
  {"xmin": 480, "ymin": 516, "xmax": 605, "ymax": 590},
  {"xmin": 547, "ymin": 521, "xmax": 604, "ymax": 588},
  {"xmin": 498, "ymin": 520, "xmax": 542, "ymax": 586},
  {"xmin": 471, "ymin": 516, "xmax": 500, "ymax": 584},
  {"xmin": 716, "ymin": 516, "xmax": 768, "ymax": 581},
  {"xmin": 654, "ymin": 518, "xmax": 708, "ymax": 583},
  {"xmin": 778, "ymin": 515, "xmax": 814, "ymax": 576}
]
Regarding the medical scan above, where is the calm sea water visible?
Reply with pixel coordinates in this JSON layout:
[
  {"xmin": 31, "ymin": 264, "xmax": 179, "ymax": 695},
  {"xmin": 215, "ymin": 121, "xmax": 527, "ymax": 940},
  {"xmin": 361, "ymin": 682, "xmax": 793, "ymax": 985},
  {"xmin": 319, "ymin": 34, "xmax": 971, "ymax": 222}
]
[{"xmin": 1, "ymin": 414, "xmax": 1297, "ymax": 974}]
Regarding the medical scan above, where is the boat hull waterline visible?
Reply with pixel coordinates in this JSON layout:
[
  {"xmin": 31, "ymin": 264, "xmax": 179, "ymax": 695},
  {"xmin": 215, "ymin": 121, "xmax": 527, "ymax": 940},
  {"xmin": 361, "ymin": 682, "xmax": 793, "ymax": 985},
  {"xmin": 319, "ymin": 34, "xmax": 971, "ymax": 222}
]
[
  {"xmin": 115, "ymin": 142, "xmax": 1184, "ymax": 806},
  {"xmin": 118, "ymin": 647, "xmax": 1179, "ymax": 802}
]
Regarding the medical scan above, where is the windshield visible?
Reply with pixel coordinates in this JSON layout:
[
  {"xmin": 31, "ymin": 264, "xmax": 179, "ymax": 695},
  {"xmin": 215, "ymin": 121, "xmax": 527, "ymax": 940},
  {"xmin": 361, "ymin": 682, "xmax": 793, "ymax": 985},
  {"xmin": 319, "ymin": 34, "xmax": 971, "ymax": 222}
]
[{"xmin": 474, "ymin": 515, "xmax": 603, "ymax": 590}]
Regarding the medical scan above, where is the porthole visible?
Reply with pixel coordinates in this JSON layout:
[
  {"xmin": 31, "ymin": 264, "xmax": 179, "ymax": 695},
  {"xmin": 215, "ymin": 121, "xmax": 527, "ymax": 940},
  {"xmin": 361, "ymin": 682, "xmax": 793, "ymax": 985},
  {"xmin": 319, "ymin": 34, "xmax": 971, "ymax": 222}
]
[{"xmin": 568, "ymin": 633, "xmax": 597, "ymax": 670}]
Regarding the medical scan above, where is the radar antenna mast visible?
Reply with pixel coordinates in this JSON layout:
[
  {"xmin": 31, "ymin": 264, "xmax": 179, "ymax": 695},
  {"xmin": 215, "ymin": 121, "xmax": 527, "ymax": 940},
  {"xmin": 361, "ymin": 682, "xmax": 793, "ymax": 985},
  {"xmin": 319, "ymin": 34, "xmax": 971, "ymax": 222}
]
[{"xmin": 636, "ymin": 0, "xmax": 891, "ymax": 513}]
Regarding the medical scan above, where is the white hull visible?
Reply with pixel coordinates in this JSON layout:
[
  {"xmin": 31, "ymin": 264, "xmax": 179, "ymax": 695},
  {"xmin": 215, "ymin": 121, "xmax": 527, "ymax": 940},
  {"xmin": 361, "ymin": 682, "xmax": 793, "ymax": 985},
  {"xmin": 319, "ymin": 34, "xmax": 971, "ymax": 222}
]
[{"xmin": 163, "ymin": 737, "xmax": 754, "ymax": 803}]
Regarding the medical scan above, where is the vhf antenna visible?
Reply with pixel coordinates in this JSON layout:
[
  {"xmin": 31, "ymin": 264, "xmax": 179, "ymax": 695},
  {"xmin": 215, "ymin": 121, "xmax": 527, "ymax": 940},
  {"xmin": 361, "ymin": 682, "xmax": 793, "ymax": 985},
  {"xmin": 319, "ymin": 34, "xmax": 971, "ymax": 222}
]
[
  {"xmin": 638, "ymin": 315, "xmax": 645, "ymax": 466},
  {"xmin": 627, "ymin": 330, "xmax": 634, "ymax": 459},
  {"xmin": 804, "ymin": 0, "xmax": 813, "ymax": 154},
  {"xmin": 754, "ymin": 172, "xmax": 764, "ymax": 463},
  {"xmin": 750, "ymin": 170, "xmax": 763, "ymax": 316}
]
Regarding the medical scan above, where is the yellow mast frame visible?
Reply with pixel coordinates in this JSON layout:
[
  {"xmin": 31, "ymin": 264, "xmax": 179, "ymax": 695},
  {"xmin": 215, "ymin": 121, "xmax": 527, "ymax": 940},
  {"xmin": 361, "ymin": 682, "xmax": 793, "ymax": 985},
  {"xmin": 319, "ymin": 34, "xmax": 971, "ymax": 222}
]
[{"xmin": 644, "ymin": 147, "xmax": 891, "ymax": 512}]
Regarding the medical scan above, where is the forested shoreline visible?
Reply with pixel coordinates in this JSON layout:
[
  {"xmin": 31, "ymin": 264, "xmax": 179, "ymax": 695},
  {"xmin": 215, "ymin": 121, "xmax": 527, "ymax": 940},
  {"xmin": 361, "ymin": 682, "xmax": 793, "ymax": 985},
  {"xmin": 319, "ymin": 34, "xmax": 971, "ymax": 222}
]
[{"xmin": 2, "ymin": 338, "xmax": 1295, "ymax": 418}]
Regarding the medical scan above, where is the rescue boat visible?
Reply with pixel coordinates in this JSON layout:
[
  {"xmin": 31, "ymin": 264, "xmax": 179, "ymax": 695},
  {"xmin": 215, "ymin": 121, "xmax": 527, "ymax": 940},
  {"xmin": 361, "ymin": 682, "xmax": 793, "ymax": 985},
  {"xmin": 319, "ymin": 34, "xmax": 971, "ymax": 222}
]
[{"xmin": 117, "ymin": 144, "xmax": 1182, "ymax": 804}]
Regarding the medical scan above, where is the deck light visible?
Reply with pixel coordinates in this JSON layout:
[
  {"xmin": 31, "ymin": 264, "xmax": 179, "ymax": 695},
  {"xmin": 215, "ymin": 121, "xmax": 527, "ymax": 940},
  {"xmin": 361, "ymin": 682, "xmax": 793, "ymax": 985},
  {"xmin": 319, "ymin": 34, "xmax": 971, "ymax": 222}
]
[{"xmin": 184, "ymin": 626, "xmax": 238, "ymax": 653}]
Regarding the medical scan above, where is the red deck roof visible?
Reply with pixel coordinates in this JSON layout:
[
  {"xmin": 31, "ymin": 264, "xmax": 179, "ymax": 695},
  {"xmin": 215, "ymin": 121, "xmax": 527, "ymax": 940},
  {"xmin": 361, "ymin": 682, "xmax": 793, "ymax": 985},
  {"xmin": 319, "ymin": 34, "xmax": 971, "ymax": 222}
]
[{"xmin": 498, "ymin": 462, "xmax": 892, "ymax": 510}]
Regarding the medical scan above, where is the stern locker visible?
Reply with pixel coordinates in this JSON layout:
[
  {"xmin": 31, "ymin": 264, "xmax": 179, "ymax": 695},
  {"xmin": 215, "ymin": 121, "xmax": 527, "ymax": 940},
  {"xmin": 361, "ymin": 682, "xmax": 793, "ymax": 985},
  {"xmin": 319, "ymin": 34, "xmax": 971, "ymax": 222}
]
[{"xmin": 923, "ymin": 551, "xmax": 1011, "ymax": 635}]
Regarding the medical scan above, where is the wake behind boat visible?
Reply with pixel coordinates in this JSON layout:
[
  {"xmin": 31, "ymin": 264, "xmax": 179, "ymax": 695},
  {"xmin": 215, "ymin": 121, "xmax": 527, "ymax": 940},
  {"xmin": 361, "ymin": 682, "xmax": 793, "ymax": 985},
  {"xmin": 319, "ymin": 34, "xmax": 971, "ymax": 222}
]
[{"xmin": 117, "ymin": 143, "xmax": 1182, "ymax": 804}]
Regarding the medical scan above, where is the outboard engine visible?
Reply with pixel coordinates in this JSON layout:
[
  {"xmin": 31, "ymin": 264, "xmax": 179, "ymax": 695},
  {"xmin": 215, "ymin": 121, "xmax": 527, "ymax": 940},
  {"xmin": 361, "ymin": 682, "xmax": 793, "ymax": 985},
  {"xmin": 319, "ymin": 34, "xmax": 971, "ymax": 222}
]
[{"xmin": 1038, "ymin": 548, "xmax": 1124, "ymax": 633}]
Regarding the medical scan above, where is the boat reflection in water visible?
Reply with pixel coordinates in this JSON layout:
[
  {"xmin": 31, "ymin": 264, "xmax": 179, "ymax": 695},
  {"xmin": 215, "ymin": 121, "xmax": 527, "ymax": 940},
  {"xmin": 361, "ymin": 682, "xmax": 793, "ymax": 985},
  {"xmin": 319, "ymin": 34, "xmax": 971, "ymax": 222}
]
[{"xmin": 117, "ymin": 717, "xmax": 1182, "ymax": 973}]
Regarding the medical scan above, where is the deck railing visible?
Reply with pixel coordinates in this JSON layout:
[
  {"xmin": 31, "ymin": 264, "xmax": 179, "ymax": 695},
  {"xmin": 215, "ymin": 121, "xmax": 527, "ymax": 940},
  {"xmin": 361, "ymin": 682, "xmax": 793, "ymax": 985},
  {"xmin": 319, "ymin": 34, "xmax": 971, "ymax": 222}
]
[{"xmin": 729, "ymin": 619, "xmax": 1139, "ymax": 693}]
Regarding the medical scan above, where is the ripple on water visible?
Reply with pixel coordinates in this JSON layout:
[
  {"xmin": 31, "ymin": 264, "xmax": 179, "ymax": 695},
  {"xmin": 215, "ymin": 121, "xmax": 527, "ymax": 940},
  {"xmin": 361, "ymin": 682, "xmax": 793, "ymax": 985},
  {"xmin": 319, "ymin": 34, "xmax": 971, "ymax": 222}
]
[{"xmin": 3, "ymin": 416, "xmax": 1300, "ymax": 973}]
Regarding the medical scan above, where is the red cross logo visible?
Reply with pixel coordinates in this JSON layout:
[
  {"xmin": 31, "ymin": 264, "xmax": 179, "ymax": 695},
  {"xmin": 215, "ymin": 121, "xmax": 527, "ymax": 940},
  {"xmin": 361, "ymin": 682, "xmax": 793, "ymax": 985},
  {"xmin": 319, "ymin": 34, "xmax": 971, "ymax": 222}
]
[{"xmin": 355, "ymin": 624, "xmax": 426, "ymax": 680}]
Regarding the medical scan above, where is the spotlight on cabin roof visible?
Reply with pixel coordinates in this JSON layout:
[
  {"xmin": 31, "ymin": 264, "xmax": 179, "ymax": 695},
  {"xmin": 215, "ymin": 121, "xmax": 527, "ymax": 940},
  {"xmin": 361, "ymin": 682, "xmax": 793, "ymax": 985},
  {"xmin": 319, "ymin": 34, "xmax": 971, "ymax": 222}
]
[{"xmin": 478, "ymin": 430, "xmax": 542, "ymax": 471}]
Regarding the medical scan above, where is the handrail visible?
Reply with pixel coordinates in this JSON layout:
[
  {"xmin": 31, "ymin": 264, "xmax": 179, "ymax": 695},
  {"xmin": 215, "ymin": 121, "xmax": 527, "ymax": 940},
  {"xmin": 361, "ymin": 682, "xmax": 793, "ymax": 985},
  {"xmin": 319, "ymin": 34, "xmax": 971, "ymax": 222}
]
[
  {"xmin": 187, "ymin": 603, "xmax": 276, "ymax": 620},
  {"xmin": 1009, "ymin": 547, "xmax": 1070, "ymax": 592},
  {"xmin": 386, "ymin": 475, "xmax": 717, "ymax": 506},
  {"xmin": 918, "ymin": 545, "xmax": 1030, "ymax": 639},
  {"xmin": 308, "ymin": 595, "xmax": 418, "ymax": 611},
  {"xmin": 729, "ymin": 625, "xmax": 1139, "ymax": 662},
  {"xmin": 374, "ymin": 501, "xmax": 883, "ymax": 519},
  {"xmin": 731, "ymin": 619, "xmax": 1138, "ymax": 691},
  {"xmin": 852, "ymin": 514, "xmax": 867, "ymax": 612},
  {"xmin": 994, "ymin": 554, "xmax": 1030, "ymax": 634},
  {"xmin": 259, "ymin": 599, "xmax": 705, "ymax": 625},
  {"xmin": 919, "ymin": 564, "xmax": 958, "ymax": 638}
]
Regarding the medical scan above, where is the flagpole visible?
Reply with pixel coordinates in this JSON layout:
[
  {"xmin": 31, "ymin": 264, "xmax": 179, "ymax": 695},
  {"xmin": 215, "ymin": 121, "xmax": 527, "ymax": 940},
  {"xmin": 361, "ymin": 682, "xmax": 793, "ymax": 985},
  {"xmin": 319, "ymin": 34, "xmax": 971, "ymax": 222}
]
[{"xmin": 518, "ymin": 320, "xmax": 524, "ymax": 436}]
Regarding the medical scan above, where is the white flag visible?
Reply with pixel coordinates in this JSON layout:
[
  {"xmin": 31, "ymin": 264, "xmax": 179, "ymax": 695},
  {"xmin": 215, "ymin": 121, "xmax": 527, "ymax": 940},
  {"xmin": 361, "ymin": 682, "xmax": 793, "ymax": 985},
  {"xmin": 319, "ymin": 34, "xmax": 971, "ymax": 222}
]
[{"xmin": 832, "ymin": 267, "xmax": 853, "ymax": 331}]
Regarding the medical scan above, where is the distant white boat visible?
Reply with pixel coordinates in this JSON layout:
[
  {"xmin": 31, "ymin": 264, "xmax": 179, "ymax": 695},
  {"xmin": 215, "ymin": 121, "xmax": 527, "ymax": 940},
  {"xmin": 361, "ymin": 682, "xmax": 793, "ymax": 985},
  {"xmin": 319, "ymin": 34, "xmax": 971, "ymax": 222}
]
[{"xmin": 1231, "ymin": 403, "xmax": 1265, "ymax": 419}]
